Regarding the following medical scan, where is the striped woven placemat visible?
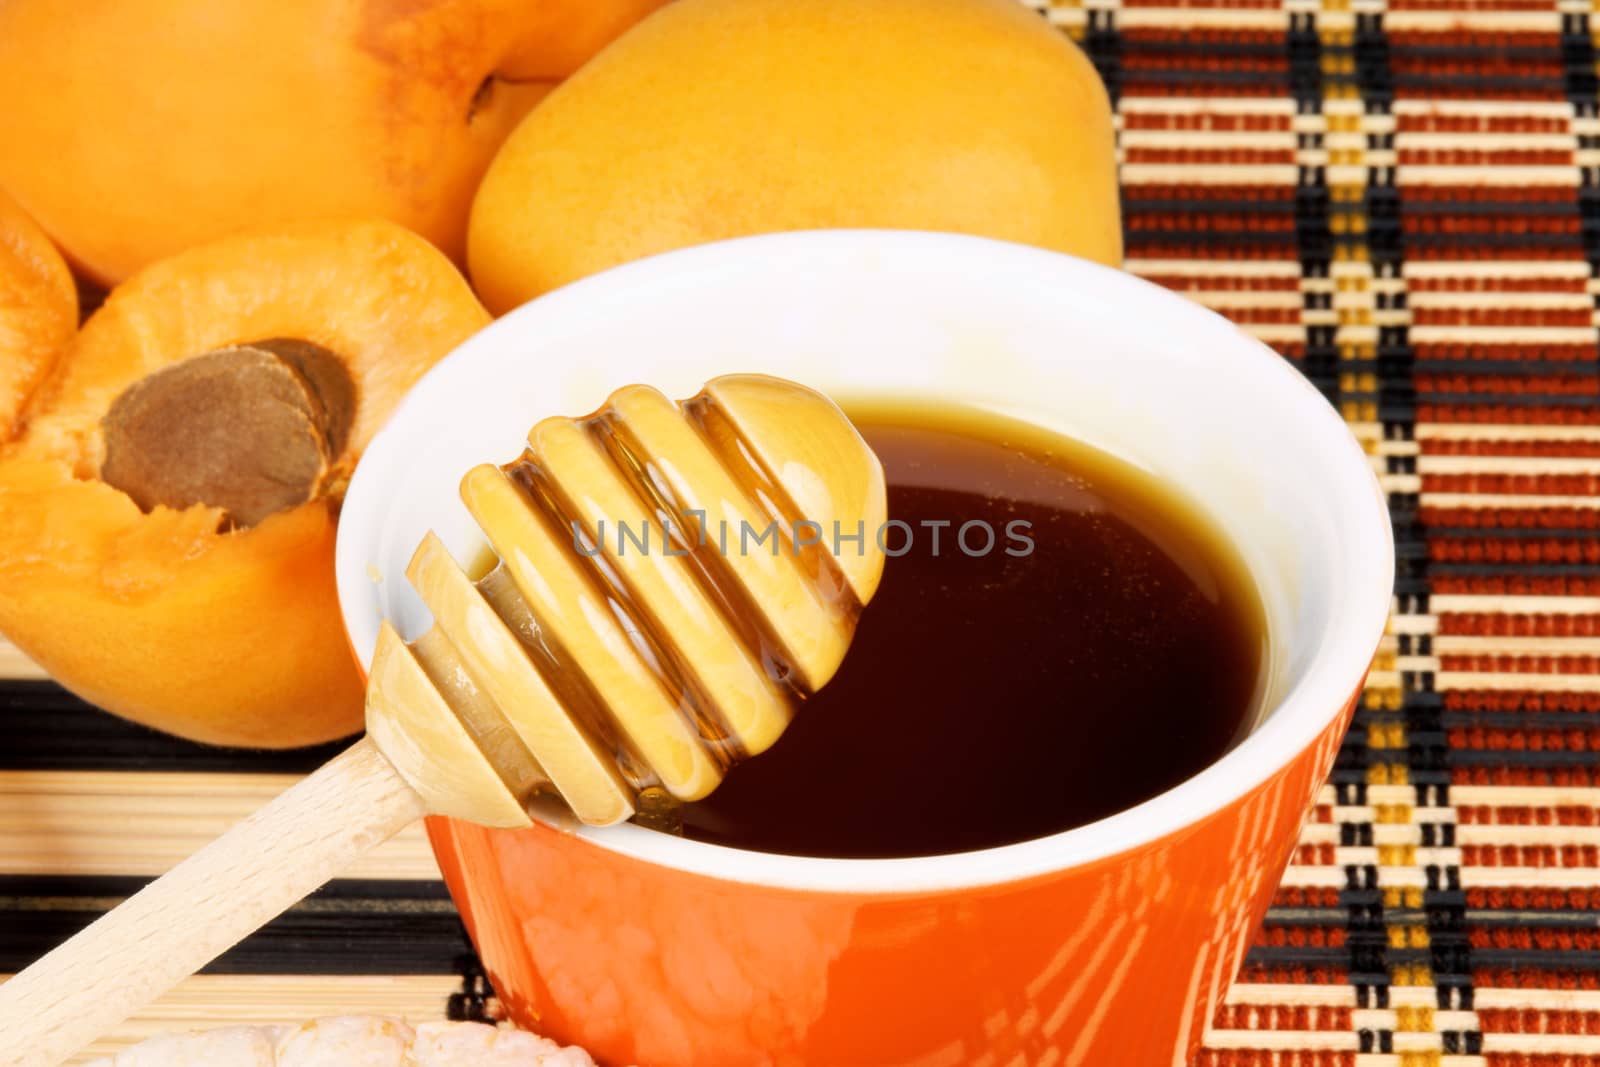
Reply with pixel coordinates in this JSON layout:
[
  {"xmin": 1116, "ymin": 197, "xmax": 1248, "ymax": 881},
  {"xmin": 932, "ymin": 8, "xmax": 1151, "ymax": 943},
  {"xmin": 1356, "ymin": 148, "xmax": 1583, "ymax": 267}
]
[{"xmin": 5, "ymin": 0, "xmax": 1600, "ymax": 1062}]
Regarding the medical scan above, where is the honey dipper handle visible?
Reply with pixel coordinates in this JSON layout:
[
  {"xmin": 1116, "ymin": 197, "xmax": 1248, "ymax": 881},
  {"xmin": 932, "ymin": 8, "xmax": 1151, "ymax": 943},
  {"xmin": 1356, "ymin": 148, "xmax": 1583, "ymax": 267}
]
[{"xmin": 0, "ymin": 736, "xmax": 426, "ymax": 1067}]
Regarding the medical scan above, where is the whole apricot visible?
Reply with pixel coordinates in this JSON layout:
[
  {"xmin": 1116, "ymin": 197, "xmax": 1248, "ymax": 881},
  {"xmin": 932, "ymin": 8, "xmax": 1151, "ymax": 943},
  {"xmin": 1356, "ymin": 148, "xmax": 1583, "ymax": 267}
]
[
  {"xmin": 0, "ymin": 189, "xmax": 77, "ymax": 441},
  {"xmin": 0, "ymin": 0, "xmax": 668, "ymax": 286},
  {"xmin": 468, "ymin": 0, "xmax": 1121, "ymax": 313},
  {"xmin": 0, "ymin": 220, "xmax": 490, "ymax": 748}
]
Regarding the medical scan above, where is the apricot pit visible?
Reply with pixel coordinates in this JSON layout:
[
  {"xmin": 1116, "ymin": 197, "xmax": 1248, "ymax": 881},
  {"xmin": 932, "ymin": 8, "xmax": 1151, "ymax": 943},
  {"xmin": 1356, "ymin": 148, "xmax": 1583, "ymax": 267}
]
[{"xmin": 102, "ymin": 342, "xmax": 356, "ymax": 528}]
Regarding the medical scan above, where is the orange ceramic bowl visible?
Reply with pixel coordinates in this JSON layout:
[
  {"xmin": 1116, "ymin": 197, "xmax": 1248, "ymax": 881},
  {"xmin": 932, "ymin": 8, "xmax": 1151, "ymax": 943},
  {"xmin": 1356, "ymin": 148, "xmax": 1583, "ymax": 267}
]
[{"xmin": 337, "ymin": 232, "xmax": 1393, "ymax": 1065}]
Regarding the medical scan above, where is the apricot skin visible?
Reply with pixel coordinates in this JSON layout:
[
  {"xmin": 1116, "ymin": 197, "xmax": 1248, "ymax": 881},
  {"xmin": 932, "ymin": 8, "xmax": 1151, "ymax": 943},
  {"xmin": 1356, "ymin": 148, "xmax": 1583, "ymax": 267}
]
[
  {"xmin": 468, "ymin": 0, "xmax": 1122, "ymax": 313},
  {"xmin": 0, "ymin": 190, "xmax": 77, "ymax": 441},
  {"xmin": 0, "ymin": 0, "xmax": 665, "ymax": 286},
  {"xmin": 0, "ymin": 220, "xmax": 491, "ymax": 748},
  {"xmin": 503, "ymin": 0, "xmax": 673, "ymax": 79}
]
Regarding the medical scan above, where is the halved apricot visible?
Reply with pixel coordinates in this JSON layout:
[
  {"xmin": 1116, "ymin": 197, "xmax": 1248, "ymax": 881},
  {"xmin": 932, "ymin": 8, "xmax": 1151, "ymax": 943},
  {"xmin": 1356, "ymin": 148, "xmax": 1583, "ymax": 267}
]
[
  {"xmin": 0, "ymin": 219, "xmax": 490, "ymax": 748},
  {"xmin": 0, "ymin": 188, "xmax": 77, "ymax": 441}
]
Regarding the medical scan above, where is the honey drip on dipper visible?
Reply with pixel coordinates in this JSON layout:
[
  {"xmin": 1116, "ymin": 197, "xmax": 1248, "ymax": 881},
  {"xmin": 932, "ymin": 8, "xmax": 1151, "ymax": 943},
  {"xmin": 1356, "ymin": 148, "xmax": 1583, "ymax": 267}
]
[{"xmin": 365, "ymin": 374, "xmax": 888, "ymax": 828}]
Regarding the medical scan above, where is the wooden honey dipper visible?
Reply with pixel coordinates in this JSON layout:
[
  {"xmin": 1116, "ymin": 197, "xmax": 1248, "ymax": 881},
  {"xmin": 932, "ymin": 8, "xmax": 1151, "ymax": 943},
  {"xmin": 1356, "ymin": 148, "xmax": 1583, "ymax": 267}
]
[{"xmin": 0, "ymin": 374, "xmax": 886, "ymax": 1067}]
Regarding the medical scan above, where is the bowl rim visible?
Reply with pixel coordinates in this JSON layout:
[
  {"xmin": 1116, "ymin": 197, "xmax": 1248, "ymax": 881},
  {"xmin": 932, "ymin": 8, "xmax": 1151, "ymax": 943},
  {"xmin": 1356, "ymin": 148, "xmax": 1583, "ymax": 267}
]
[{"xmin": 341, "ymin": 229, "xmax": 1394, "ymax": 895}]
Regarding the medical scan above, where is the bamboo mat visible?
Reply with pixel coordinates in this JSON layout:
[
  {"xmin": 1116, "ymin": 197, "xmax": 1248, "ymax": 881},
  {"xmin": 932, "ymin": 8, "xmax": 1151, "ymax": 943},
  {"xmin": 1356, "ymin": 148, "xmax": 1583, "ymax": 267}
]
[{"xmin": 6, "ymin": 0, "xmax": 1600, "ymax": 1061}]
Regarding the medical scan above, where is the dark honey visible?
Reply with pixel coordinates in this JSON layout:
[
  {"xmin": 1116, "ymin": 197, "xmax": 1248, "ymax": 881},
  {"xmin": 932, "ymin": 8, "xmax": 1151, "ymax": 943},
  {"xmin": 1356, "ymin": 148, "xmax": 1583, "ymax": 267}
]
[{"xmin": 671, "ymin": 402, "xmax": 1267, "ymax": 859}]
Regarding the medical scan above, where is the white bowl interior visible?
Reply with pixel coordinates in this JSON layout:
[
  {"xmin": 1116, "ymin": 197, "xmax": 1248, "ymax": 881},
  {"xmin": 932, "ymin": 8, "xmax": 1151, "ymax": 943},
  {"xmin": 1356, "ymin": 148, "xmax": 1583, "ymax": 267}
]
[{"xmin": 337, "ymin": 230, "xmax": 1392, "ymax": 892}]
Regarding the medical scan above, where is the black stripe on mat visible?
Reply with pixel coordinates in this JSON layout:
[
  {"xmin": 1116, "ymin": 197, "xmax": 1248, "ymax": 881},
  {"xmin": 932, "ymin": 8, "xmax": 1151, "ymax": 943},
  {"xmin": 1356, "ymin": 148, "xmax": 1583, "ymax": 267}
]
[
  {"xmin": 1290, "ymin": 8, "xmax": 1337, "ymax": 402},
  {"xmin": 0, "ymin": 681, "xmax": 354, "ymax": 773},
  {"xmin": 0, "ymin": 877, "xmax": 464, "ymax": 976},
  {"xmin": 1342, "ymin": 7, "xmax": 1407, "ymax": 1028},
  {"xmin": 1083, "ymin": 7, "xmax": 1120, "ymax": 106}
]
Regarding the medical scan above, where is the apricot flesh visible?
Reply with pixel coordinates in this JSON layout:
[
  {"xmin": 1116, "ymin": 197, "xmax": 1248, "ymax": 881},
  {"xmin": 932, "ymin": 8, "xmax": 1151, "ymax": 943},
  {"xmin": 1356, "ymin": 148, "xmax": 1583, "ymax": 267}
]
[
  {"xmin": 0, "ymin": 189, "xmax": 77, "ymax": 441},
  {"xmin": 468, "ymin": 0, "xmax": 1121, "ymax": 313},
  {"xmin": 0, "ymin": 0, "xmax": 665, "ymax": 285},
  {"xmin": 0, "ymin": 220, "xmax": 490, "ymax": 748}
]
